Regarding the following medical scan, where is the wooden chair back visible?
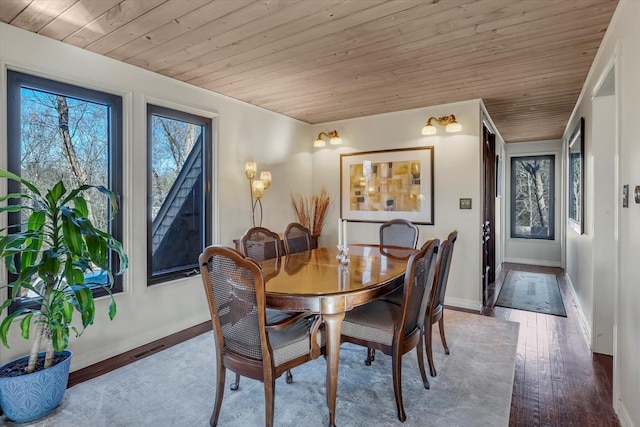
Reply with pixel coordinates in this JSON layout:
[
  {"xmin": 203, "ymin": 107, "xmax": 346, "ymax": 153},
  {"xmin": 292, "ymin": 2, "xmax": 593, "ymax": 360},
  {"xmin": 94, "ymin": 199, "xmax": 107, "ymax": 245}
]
[
  {"xmin": 399, "ymin": 238, "xmax": 439, "ymax": 338},
  {"xmin": 430, "ymin": 229, "xmax": 458, "ymax": 314},
  {"xmin": 379, "ymin": 219, "xmax": 419, "ymax": 249},
  {"xmin": 240, "ymin": 226, "xmax": 281, "ymax": 261},
  {"xmin": 283, "ymin": 222, "xmax": 311, "ymax": 255}
]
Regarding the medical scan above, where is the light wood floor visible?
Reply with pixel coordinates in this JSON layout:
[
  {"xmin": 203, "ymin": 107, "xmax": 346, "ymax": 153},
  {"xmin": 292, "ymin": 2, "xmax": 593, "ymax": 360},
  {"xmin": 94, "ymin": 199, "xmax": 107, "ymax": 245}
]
[{"xmin": 482, "ymin": 263, "xmax": 620, "ymax": 426}]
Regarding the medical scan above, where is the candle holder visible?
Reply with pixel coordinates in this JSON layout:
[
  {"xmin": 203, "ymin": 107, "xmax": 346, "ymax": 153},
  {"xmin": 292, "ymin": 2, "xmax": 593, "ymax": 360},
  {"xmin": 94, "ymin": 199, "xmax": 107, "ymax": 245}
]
[
  {"xmin": 338, "ymin": 262, "xmax": 349, "ymax": 290},
  {"xmin": 339, "ymin": 246, "xmax": 350, "ymax": 265},
  {"xmin": 336, "ymin": 244, "xmax": 345, "ymax": 261}
]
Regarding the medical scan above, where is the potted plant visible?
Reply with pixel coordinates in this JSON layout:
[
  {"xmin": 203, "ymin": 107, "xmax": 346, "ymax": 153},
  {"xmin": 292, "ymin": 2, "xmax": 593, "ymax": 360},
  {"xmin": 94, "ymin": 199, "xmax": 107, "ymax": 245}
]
[{"xmin": 0, "ymin": 169, "xmax": 128, "ymax": 422}]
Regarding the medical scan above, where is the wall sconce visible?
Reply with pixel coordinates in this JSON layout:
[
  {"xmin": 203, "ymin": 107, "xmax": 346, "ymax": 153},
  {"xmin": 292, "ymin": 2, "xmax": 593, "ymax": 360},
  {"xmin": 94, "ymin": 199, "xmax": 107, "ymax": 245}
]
[
  {"xmin": 314, "ymin": 130, "xmax": 342, "ymax": 147},
  {"xmin": 421, "ymin": 115, "xmax": 462, "ymax": 135},
  {"xmin": 245, "ymin": 161, "xmax": 271, "ymax": 226}
]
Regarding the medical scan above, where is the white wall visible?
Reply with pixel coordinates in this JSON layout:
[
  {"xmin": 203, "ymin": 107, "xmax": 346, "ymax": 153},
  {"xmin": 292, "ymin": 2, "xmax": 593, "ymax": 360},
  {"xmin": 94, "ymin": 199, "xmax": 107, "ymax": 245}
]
[
  {"xmin": 504, "ymin": 140, "xmax": 563, "ymax": 267},
  {"xmin": 591, "ymin": 94, "xmax": 616, "ymax": 355},
  {"xmin": 565, "ymin": 1, "xmax": 640, "ymax": 425},
  {"xmin": 0, "ymin": 23, "xmax": 312, "ymax": 370},
  {"xmin": 310, "ymin": 100, "xmax": 488, "ymax": 310}
]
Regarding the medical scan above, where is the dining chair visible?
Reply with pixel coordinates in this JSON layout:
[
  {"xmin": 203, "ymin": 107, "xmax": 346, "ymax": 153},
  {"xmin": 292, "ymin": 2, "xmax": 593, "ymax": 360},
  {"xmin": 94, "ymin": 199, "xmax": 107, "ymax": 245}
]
[
  {"xmin": 199, "ymin": 246, "xmax": 323, "ymax": 427},
  {"xmin": 340, "ymin": 238, "xmax": 440, "ymax": 422},
  {"xmin": 368, "ymin": 219, "xmax": 420, "ymax": 364},
  {"xmin": 376, "ymin": 219, "xmax": 419, "ymax": 312},
  {"xmin": 239, "ymin": 226, "xmax": 282, "ymax": 261},
  {"xmin": 379, "ymin": 219, "xmax": 419, "ymax": 250},
  {"xmin": 424, "ymin": 229, "xmax": 458, "ymax": 377},
  {"xmin": 283, "ymin": 222, "xmax": 311, "ymax": 255},
  {"xmin": 239, "ymin": 226, "xmax": 298, "ymax": 387}
]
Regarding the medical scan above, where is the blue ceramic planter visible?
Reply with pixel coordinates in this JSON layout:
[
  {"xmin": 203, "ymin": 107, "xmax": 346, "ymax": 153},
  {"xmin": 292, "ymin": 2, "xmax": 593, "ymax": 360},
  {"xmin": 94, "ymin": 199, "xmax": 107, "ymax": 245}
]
[{"xmin": 0, "ymin": 350, "xmax": 72, "ymax": 423}]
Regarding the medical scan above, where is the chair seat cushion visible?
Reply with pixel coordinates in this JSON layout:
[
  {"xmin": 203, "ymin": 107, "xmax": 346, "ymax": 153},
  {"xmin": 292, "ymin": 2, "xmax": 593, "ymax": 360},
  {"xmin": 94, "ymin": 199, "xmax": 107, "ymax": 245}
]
[
  {"xmin": 378, "ymin": 276, "xmax": 405, "ymax": 306},
  {"xmin": 381, "ymin": 287, "xmax": 431, "ymax": 310},
  {"xmin": 342, "ymin": 300, "xmax": 401, "ymax": 346},
  {"xmin": 380, "ymin": 288, "xmax": 403, "ymax": 306},
  {"xmin": 269, "ymin": 317, "xmax": 316, "ymax": 366},
  {"xmin": 266, "ymin": 308, "xmax": 295, "ymax": 324}
]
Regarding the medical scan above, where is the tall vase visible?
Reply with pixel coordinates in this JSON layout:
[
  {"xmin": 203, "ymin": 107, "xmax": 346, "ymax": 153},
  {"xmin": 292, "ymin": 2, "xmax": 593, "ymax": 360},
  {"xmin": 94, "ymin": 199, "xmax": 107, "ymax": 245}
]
[{"xmin": 310, "ymin": 234, "xmax": 320, "ymax": 249}]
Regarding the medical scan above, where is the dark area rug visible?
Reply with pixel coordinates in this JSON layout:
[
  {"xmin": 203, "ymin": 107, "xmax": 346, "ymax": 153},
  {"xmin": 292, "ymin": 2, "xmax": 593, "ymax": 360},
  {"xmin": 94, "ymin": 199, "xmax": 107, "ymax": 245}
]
[{"xmin": 496, "ymin": 270, "xmax": 567, "ymax": 317}]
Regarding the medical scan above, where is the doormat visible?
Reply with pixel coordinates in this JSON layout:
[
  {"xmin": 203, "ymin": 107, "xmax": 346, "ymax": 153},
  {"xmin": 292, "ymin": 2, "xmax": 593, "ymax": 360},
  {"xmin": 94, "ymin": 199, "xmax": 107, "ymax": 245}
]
[{"xmin": 495, "ymin": 270, "xmax": 567, "ymax": 317}]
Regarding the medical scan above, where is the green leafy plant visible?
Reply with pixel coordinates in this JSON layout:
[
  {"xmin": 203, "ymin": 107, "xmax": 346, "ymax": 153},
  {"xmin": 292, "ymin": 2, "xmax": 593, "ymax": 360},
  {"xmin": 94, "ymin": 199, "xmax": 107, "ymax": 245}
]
[{"xmin": 0, "ymin": 169, "xmax": 128, "ymax": 374}]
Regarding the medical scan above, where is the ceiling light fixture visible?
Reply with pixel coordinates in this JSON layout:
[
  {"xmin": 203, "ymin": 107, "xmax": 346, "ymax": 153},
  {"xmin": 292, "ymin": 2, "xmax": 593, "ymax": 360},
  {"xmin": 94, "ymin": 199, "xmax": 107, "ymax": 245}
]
[
  {"xmin": 421, "ymin": 115, "xmax": 462, "ymax": 135},
  {"xmin": 314, "ymin": 130, "xmax": 342, "ymax": 147}
]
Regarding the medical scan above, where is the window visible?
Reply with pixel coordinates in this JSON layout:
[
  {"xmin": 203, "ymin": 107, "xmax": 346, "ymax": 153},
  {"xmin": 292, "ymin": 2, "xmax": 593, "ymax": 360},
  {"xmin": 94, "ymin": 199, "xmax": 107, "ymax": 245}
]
[
  {"xmin": 510, "ymin": 155, "xmax": 555, "ymax": 240},
  {"xmin": 147, "ymin": 104, "xmax": 212, "ymax": 284},
  {"xmin": 6, "ymin": 70, "xmax": 124, "ymax": 309}
]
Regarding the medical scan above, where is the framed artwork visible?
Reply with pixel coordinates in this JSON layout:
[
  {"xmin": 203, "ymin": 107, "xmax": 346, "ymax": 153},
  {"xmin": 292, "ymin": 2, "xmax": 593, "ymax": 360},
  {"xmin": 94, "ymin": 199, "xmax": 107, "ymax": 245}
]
[
  {"xmin": 568, "ymin": 117, "xmax": 585, "ymax": 234},
  {"xmin": 496, "ymin": 154, "xmax": 503, "ymax": 198},
  {"xmin": 340, "ymin": 146, "xmax": 434, "ymax": 224}
]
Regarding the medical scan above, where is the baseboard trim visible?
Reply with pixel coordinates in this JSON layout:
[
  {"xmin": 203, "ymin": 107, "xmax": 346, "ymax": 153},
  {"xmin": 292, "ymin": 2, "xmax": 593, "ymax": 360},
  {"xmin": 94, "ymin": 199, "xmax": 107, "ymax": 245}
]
[
  {"xmin": 615, "ymin": 399, "xmax": 634, "ymax": 427},
  {"xmin": 504, "ymin": 257, "xmax": 561, "ymax": 267},
  {"xmin": 68, "ymin": 321, "xmax": 212, "ymax": 388},
  {"xmin": 445, "ymin": 296, "xmax": 482, "ymax": 312},
  {"xmin": 494, "ymin": 263, "xmax": 503, "ymax": 279},
  {"xmin": 565, "ymin": 273, "xmax": 592, "ymax": 348}
]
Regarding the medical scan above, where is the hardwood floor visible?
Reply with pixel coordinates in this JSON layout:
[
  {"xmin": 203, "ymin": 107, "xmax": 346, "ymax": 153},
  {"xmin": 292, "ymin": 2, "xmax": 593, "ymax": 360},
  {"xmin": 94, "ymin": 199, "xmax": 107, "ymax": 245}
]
[{"xmin": 482, "ymin": 263, "xmax": 620, "ymax": 426}]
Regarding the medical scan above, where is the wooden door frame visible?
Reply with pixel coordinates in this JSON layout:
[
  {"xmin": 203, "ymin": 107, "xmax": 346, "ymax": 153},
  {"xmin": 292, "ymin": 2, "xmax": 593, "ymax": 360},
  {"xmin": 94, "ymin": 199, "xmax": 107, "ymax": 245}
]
[{"xmin": 482, "ymin": 124, "xmax": 496, "ymax": 307}]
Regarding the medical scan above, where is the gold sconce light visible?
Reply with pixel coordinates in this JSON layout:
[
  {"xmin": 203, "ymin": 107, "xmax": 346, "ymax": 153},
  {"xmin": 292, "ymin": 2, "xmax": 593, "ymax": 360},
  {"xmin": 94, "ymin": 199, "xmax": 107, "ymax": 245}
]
[
  {"xmin": 245, "ymin": 161, "xmax": 272, "ymax": 226},
  {"xmin": 421, "ymin": 114, "xmax": 462, "ymax": 135},
  {"xmin": 314, "ymin": 130, "xmax": 342, "ymax": 147}
]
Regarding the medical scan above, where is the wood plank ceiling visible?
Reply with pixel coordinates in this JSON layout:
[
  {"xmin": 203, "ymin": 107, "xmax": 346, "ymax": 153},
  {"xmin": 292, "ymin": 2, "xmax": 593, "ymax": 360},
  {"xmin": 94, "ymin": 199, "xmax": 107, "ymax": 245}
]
[{"xmin": 1, "ymin": 0, "xmax": 618, "ymax": 142}]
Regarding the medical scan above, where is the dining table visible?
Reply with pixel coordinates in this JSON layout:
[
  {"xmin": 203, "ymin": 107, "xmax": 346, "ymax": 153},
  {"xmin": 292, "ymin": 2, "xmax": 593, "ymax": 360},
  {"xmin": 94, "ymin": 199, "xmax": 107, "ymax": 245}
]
[{"xmin": 260, "ymin": 244, "xmax": 415, "ymax": 426}]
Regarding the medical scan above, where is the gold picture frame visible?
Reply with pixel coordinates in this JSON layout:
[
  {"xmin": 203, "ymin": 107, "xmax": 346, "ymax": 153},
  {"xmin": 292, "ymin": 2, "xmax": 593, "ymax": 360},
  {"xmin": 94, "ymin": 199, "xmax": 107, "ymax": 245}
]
[{"xmin": 340, "ymin": 146, "xmax": 434, "ymax": 224}]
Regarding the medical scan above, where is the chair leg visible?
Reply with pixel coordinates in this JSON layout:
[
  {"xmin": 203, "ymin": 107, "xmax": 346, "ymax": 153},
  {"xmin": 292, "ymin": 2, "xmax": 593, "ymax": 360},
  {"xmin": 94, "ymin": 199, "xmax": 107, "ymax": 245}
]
[
  {"xmin": 416, "ymin": 331, "xmax": 430, "ymax": 389},
  {"xmin": 365, "ymin": 347, "xmax": 376, "ymax": 365},
  {"xmin": 210, "ymin": 365, "xmax": 226, "ymax": 426},
  {"xmin": 285, "ymin": 369, "xmax": 293, "ymax": 384},
  {"xmin": 264, "ymin": 376, "xmax": 275, "ymax": 427},
  {"xmin": 392, "ymin": 352, "xmax": 406, "ymax": 422},
  {"xmin": 426, "ymin": 320, "xmax": 437, "ymax": 377},
  {"xmin": 230, "ymin": 372, "xmax": 240, "ymax": 391},
  {"xmin": 439, "ymin": 317, "xmax": 450, "ymax": 355}
]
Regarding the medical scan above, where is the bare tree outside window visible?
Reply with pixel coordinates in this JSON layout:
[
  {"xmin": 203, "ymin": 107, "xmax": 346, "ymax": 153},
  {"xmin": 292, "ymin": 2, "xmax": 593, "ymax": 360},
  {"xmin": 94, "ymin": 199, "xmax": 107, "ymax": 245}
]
[
  {"xmin": 6, "ymin": 70, "xmax": 124, "ymax": 308},
  {"xmin": 510, "ymin": 155, "xmax": 555, "ymax": 240},
  {"xmin": 20, "ymin": 89, "xmax": 109, "ymax": 230},
  {"xmin": 150, "ymin": 117, "xmax": 200, "ymax": 221}
]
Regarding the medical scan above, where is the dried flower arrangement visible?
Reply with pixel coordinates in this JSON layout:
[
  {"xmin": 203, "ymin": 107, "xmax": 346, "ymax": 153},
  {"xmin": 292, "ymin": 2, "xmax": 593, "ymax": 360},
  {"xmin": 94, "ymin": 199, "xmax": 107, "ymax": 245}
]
[{"xmin": 290, "ymin": 187, "xmax": 333, "ymax": 235}]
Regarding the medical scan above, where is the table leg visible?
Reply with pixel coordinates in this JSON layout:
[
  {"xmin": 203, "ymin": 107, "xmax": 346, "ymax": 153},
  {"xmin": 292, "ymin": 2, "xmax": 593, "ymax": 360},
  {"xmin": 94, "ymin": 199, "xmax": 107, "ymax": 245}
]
[{"xmin": 323, "ymin": 311, "xmax": 345, "ymax": 427}]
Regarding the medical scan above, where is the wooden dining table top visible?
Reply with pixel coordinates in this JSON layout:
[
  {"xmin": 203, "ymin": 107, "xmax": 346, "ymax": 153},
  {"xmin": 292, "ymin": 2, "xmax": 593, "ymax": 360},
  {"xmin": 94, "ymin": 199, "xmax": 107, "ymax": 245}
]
[{"xmin": 261, "ymin": 244, "xmax": 415, "ymax": 313}]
